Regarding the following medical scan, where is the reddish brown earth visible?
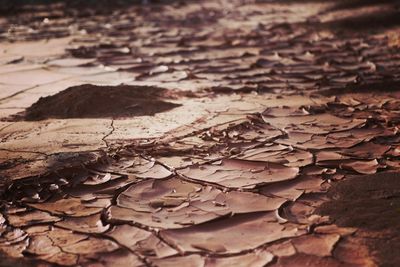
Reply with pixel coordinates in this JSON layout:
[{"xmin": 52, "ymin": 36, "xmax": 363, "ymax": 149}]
[
  {"xmin": 318, "ymin": 172, "xmax": 400, "ymax": 267},
  {"xmin": 0, "ymin": 0, "xmax": 400, "ymax": 266},
  {"xmin": 21, "ymin": 84, "xmax": 182, "ymax": 120}
]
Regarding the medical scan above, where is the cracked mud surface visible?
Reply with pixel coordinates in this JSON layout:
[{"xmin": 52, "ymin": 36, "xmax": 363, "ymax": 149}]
[{"xmin": 0, "ymin": 0, "xmax": 400, "ymax": 266}]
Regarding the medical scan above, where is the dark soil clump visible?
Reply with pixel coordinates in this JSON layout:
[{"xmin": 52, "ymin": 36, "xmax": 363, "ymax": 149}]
[
  {"xmin": 320, "ymin": 80, "xmax": 400, "ymax": 96},
  {"xmin": 317, "ymin": 172, "xmax": 400, "ymax": 267},
  {"xmin": 22, "ymin": 84, "xmax": 182, "ymax": 121}
]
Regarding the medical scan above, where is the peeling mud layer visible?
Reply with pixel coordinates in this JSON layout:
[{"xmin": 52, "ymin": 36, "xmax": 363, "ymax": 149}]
[
  {"xmin": 1, "ymin": 0, "xmax": 400, "ymax": 266},
  {"xmin": 318, "ymin": 172, "xmax": 400, "ymax": 267},
  {"xmin": 22, "ymin": 84, "xmax": 181, "ymax": 120}
]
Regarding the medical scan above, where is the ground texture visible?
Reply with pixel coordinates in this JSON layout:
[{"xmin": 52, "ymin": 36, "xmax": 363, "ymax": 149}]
[{"xmin": 0, "ymin": 0, "xmax": 400, "ymax": 266}]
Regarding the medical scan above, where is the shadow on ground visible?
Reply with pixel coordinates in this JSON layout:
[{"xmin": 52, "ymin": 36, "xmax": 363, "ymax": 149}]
[
  {"xmin": 319, "ymin": 7, "xmax": 400, "ymax": 32},
  {"xmin": 318, "ymin": 172, "xmax": 400, "ymax": 267},
  {"xmin": 274, "ymin": 0, "xmax": 400, "ymax": 32},
  {"xmin": 322, "ymin": 0, "xmax": 400, "ymax": 32},
  {"xmin": 0, "ymin": 0, "xmax": 187, "ymax": 16}
]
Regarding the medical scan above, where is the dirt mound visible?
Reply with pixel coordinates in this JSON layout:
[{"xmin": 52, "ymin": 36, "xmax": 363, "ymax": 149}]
[
  {"xmin": 317, "ymin": 172, "xmax": 400, "ymax": 266},
  {"xmin": 23, "ymin": 84, "xmax": 182, "ymax": 120},
  {"xmin": 320, "ymin": 80, "xmax": 400, "ymax": 96}
]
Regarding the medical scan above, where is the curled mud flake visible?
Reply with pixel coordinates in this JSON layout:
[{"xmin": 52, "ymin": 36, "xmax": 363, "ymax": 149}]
[
  {"xmin": 262, "ymin": 106, "xmax": 310, "ymax": 118},
  {"xmin": 135, "ymin": 163, "xmax": 173, "ymax": 179},
  {"xmin": 239, "ymin": 144, "xmax": 288, "ymax": 157},
  {"xmin": 0, "ymin": 238, "xmax": 29, "ymax": 258},
  {"xmin": 278, "ymin": 198, "xmax": 329, "ymax": 225},
  {"xmin": 109, "ymin": 177, "xmax": 227, "ymax": 229},
  {"xmin": 385, "ymin": 159, "xmax": 400, "ymax": 169},
  {"xmin": 97, "ymin": 156, "xmax": 172, "ymax": 179},
  {"xmin": 266, "ymin": 241, "xmax": 297, "ymax": 257},
  {"xmin": 0, "ymin": 227, "xmax": 27, "ymax": 245},
  {"xmin": 149, "ymin": 65, "xmax": 169, "ymax": 75},
  {"xmin": 225, "ymin": 122, "xmax": 283, "ymax": 143},
  {"xmin": 316, "ymin": 151, "xmax": 349, "ymax": 163},
  {"xmin": 55, "ymin": 213, "xmax": 109, "ymax": 234},
  {"xmin": 6, "ymin": 210, "xmax": 61, "ymax": 228},
  {"xmin": 108, "ymin": 177, "xmax": 285, "ymax": 229},
  {"xmin": 45, "ymin": 228, "xmax": 88, "ymax": 256},
  {"xmin": 301, "ymin": 127, "xmax": 392, "ymax": 150},
  {"xmin": 291, "ymin": 234, "xmax": 340, "ymax": 257},
  {"xmin": 279, "ymin": 150, "xmax": 313, "ymax": 168},
  {"xmin": 278, "ymin": 131, "xmax": 314, "ymax": 146},
  {"xmin": 178, "ymin": 159, "xmax": 299, "ymax": 189},
  {"xmin": 106, "ymin": 225, "xmax": 149, "ymax": 247},
  {"xmin": 385, "ymin": 146, "xmax": 400, "ymax": 157},
  {"xmin": 67, "ymin": 174, "xmax": 139, "ymax": 198},
  {"xmin": 47, "ymin": 152, "xmax": 107, "ymax": 170},
  {"xmin": 281, "ymin": 135, "xmax": 331, "ymax": 150},
  {"xmin": 24, "ymin": 225, "xmax": 51, "ymax": 235},
  {"xmin": 105, "ymin": 224, "xmax": 177, "ymax": 258},
  {"xmin": 314, "ymin": 225, "xmax": 357, "ymax": 236},
  {"xmin": 160, "ymin": 213, "xmax": 304, "ymax": 254},
  {"xmin": 260, "ymin": 175, "xmax": 325, "ymax": 201},
  {"xmin": 28, "ymin": 196, "xmax": 111, "ymax": 217},
  {"xmin": 21, "ymin": 84, "xmax": 182, "ymax": 121},
  {"xmin": 315, "ymin": 152, "xmax": 351, "ymax": 169},
  {"xmin": 331, "ymin": 95, "xmax": 362, "ymax": 107},
  {"xmin": 106, "ymin": 202, "xmax": 227, "ymax": 229},
  {"xmin": 187, "ymin": 119, "xmax": 281, "ymax": 153},
  {"xmin": 3, "ymin": 156, "xmax": 110, "ymax": 202},
  {"xmin": 328, "ymin": 127, "xmax": 394, "ymax": 146},
  {"xmin": 216, "ymin": 190, "xmax": 287, "ymax": 214},
  {"xmin": 239, "ymin": 145, "xmax": 313, "ymax": 168},
  {"xmin": 262, "ymin": 113, "xmax": 365, "ymax": 135},
  {"xmin": 341, "ymin": 142, "xmax": 391, "ymax": 159},
  {"xmin": 205, "ymin": 250, "xmax": 274, "ymax": 267},
  {"xmin": 155, "ymin": 155, "xmax": 206, "ymax": 169},
  {"xmin": 315, "ymin": 150, "xmax": 382, "ymax": 174},
  {"xmin": 340, "ymin": 159, "xmax": 379, "ymax": 174},
  {"xmin": 82, "ymin": 172, "xmax": 114, "ymax": 186},
  {"xmin": 25, "ymin": 234, "xmax": 61, "ymax": 256},
  {"xmin": 302, "ymin": 166, "xmax": 332, "ymax": 176},
  {"xmin": 137, "ymin": 234, "xmax": 178, "ymax": 258},
  {"xmin": 0, "ymin": 213, "xmax": 5, "ymax": 229},
  {"xmin": 24, "ymin": 227, "xmax": 87, "ymax": 266},
  {"xmin": 0, "ymin": 227, "xmax": 29, "ymax": 259}
]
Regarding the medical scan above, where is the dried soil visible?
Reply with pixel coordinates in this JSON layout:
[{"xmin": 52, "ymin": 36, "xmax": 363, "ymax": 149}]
[
  {"xmin": 318, "ymin": 172, "xmax": 400, "ymax": 267},
  {"xmin": 1, "ymin": 0, "xmax": 400, "ymax": 266},
  {"xmin": 22, "ymin": 84, "xmax": 181, "ymax": 120}
]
